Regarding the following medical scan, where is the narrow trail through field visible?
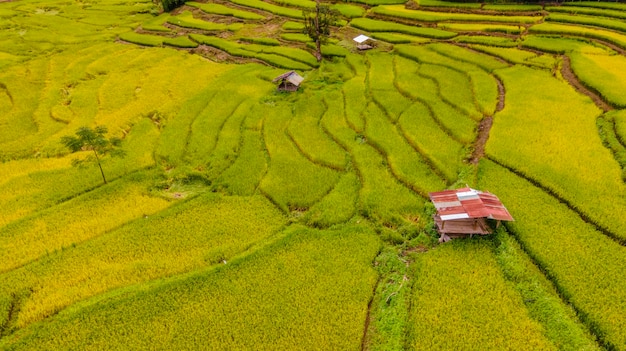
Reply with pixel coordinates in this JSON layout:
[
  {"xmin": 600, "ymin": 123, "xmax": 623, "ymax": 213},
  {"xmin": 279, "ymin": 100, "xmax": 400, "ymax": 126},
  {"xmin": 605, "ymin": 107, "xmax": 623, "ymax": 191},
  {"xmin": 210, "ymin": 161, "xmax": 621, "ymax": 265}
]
[
  {"xmin": 560, "ymin": 55, "xmax": 613, "ymax": 112},
  {"xmin": 488, "ymin": 156, "xmax": 626, "ymax": 247},
  {"xmin": 469, "ymin": 77, "xmax": 504, "ymax": 164}
]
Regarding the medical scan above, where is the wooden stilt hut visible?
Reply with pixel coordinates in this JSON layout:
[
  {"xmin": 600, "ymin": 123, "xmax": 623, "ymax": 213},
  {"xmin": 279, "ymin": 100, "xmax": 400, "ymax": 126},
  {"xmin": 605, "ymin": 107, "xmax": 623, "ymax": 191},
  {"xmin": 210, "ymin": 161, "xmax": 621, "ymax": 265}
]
[
  {"xmin": 272, "ymin": 71, "xmax": 304, "ymax": 92},
  {"xmin": 429, "ymin": 187, "xmax": 514, "ymax": 242}
]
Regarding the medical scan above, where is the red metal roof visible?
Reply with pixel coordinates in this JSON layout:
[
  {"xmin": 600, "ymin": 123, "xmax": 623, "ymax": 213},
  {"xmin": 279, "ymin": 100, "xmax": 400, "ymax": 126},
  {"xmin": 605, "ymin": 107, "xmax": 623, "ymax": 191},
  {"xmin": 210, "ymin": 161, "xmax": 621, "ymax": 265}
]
[{"xmin": 429, "ymin": 187, "xmax": 514, "ymax": 221}]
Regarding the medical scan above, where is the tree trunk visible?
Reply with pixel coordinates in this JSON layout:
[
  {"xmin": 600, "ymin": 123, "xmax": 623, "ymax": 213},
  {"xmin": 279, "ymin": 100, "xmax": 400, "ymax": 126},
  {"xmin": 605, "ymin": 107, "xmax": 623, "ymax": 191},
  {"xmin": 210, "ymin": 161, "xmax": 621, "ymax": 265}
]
[
  {"xmin": 93, "ymin": 149, "xmax": 107, "ymax": 184},
  {"xmin": 314, "ymin": 1, "xmax": 322, "ymax": 62}
]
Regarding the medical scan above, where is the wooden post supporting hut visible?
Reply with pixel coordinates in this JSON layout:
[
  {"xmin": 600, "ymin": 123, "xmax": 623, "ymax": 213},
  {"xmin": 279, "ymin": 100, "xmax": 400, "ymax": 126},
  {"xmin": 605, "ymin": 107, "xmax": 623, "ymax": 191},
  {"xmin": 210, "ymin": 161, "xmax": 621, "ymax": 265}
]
[
  {"xmin": 272, "ymin": 71, "xmax": 303, "ymax": 92},
  {"xmin": 429, "ymin": 187, "xmax": 514, "ymax": 243}
]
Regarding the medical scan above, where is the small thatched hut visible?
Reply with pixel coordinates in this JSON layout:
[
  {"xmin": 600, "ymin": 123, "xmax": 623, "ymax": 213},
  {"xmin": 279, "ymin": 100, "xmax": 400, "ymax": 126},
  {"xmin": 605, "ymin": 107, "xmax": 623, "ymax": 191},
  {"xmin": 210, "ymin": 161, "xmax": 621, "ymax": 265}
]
[{"xmin": 272, "ymin": 71, "xmax": 304, "ymax": 92}]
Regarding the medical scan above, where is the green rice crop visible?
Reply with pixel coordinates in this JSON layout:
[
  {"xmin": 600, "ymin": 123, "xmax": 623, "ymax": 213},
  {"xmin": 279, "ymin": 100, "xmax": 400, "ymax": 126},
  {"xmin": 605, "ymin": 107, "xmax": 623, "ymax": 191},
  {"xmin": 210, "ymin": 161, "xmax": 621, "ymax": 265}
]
[
  {"xmin": 521, "ymin": 35, "xmax": 610, "ymax": 55},
  {"xmin": 547, "ymin": 5, "xmax": 626, "ymax": 21},
  {"xmin": 342, "ymin": 55, "xmax": 368, "ymax": 133},
  {"xmin": 418, "ymin": 62, "xmax": 482, "ymax": 120},
  {"xmin": 418, "ymin": 0, "xmax": 481, "ymax": 9},
  {"xmin": 190, "ymin": 34, "xmax": 313, "ymax": 70},
  {"xmin": 468, "ymin": 70, "xmax": 499, "ymax": 116},
  {"xmin": 487, "ymin": 65, "xmax": 626, "ymax": 240},
  {"xmin": 167, "ymin": 10, "xmax": 243, "ymax": 31},
  {"xmin": 228, "ymin": 0, "xmax": 304, "ymax": 19},
  {"xmin": 569, "ymin": 51, "xmax": 626, "ymax": 108},
  {"xmin": 287, "ymin": 93, "xmax": 347, "ymax": 170},
  {"xmin": 303, "ymin": 172, "xmax": 360, "ymax": 227},
  {"xmin": 370, "ymin": 32, "xmax": 431, "ymax": 44},
  {"xmin": 482, "ymin": 4, "xmax": 543, "ymax": 11},
  {"xmin": 281, "ymin": 33, "xmax": 312, "ymax": 42},
  {"xmin": 187, "ymin": 1, "xmax": 265, "ymax": 20},
  {"xmin": 547, "ymin": 13, "xmax": 626, "ymax": 33},
  {"xmin": 215, "ymin": 130, "xmax": 268, "ymax": 195},
  {"xmin": 372, "ymin": 5, "xmax": 540, "ymax": 24},
  {"xmin": 273, "ymin": 0, "xmax": 315, "ymax": 9},
  {"xmin": 422, "ymin": 42, "xmax": 509, "ymax": 72},
  {"xmin": 562, "ymin": 1, "xmax": 626, "ymax": 11},
  {"xmin": 363, "ymin": 102, "xmax": 447, "ymax": 195},
  {"xmin": 409, "ymin": 239, "xmax": 556, "ymax": 350},
  {"xmin": 163, "ymin": 36, "xmax": 199, "ymax": 48},
  {"xmin": 437, "ymin": 22, "xmax": 523, "ymax": 34},
  {"xmin": 453, "ymin": 35, "xmax": 518, "ymax": 47},
  {"xmin": 529, "ymin": 22, "xmax": 626, "ymax": 50},
  {"xmin": 0, "ymin": 193, "xmax": 286, "ymax": 330},
  {"xmin": 346, "ymin": 0, "xmax": 405, "ymax": 6},
  {"xmin": 349, "ymin": 18, "xmax": 457, "ymax": 39},
  {"xmin": 240, "ymin": 37, "xmax": 280, "ymax": 45},
  {"xmin": 367, "ymin": 53, "xmax": 412, "ymax": 122},
  {"xmin": 470, "ymin": 45, "xmax": 557, "ymax": 69},
  {"xmin": 0, "ymin": 225, "xmax": 379, "ymax": 350},
  {"xmin": 478, "ymin": 159, "xmax": 626, "ymax": 350},
  {"xmin": 615, "ymin": 109, "xmax": 626, "ymax": 145},
  {"xmin": 259, "ymin": 100, "xmax": 341, "ymax": 211},
  {"xmin": 281, "ymin": 20, "xmax": 305, "ymax": 31},
  {"xmin": 598, "ymin": 110, "xmax": 626, "ymax": 177},
  {"xmin": 393, "ymin": 52, "xmax": 477, "ymax": 144},
  {"xmin": 332, "ymin": 3, "xmax": 366, "ymax": 18},
  {"xmin": 118, "ymin": 32, "xmax": 163, "ymax": 46},
  {"xmin": 0, "ymin": 175, "xmax": 170, "ymax": 274},
  {"xmin": 140, "ymin": 13, "xmax": 171, "ymax": 32}
]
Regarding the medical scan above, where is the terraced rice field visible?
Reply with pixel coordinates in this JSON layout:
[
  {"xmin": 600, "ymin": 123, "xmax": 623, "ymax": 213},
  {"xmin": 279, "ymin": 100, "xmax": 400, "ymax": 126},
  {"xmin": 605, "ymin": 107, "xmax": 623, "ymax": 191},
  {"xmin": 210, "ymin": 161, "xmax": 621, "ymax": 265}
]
[{"xmin": 1, "ymin": 0, "xmax": 626, "ymax": 349}]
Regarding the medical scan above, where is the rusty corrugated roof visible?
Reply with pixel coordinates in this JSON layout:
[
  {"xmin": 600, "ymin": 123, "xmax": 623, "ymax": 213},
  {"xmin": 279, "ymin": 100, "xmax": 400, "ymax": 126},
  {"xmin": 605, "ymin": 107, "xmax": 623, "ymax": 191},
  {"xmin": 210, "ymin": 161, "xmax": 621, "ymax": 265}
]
[{"xmin": 429, "ymin": 187, "xmax": 514, "ymax": 221}]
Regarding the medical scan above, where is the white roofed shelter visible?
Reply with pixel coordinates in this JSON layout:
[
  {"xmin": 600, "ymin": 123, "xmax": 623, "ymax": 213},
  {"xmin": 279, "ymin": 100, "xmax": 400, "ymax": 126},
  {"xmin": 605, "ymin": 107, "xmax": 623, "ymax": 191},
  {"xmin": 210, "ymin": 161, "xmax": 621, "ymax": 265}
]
[{"xmin": 353, "ymin": 34, "xmax": 374, "ymax": 50}]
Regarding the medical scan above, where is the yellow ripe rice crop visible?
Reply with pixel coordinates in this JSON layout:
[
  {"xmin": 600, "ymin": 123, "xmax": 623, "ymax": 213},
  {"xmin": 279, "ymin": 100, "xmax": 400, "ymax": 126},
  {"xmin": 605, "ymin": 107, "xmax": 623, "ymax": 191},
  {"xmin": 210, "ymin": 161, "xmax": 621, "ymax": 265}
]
[
  {"xmin": 0, "ymin": 193, "xmax": 286, "ymax": 329},
  {"xmin": 1, "ymin": 225, "xmax": 379, "ymax": 350},
  {"xmin": 478, "ymin": 159, "xmax": 626, "ymax": 350},
  {"xmin": 570, "ymin": 51, "xmax": 626, "ymax": 108},
  {"xmin": 410, "ymin": 239, "xmax": 556, "ymax": 350},
  {"xmin": 487, "ymin": 65, "xmax": 626, "ymax": 239}
]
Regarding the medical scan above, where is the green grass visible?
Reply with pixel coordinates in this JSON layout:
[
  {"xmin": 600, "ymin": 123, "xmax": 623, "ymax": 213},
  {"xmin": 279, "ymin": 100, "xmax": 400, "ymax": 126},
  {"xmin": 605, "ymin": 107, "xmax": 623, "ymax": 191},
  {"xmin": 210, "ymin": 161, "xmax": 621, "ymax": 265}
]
[
  {"xmin": 562, "ymin": 1, "xmax": 626, "ymax": 11},
  {"xmin": 281, "ymin": 32, "xmax": 312, "ymax": 42},
  {"xmin": 187, "ymin": 1, "xmax": 265, "ymax": 20},
  {"xmin": 372, "ymin": 5, "xmax": 540, "ymax": 24},
  {"xmin": 350, "ymin": 18, "xmax": 457, "ymax": 39}
]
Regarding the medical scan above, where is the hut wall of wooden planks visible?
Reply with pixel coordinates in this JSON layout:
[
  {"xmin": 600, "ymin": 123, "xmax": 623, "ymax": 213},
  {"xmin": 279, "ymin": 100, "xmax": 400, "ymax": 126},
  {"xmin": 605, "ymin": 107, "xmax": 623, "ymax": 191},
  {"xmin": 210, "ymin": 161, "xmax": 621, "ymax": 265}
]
[{"xmin": 429, "ymin": 187, "xmax": 514, "ymax": 242}]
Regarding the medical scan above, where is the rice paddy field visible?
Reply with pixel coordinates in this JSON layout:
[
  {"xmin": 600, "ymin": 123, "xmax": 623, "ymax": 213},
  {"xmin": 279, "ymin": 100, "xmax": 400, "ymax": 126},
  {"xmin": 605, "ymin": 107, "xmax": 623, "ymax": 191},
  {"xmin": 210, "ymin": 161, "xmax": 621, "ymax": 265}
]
[{"xmin": 1, "ymin": 0, "xmax": 626, "ymax": 349}]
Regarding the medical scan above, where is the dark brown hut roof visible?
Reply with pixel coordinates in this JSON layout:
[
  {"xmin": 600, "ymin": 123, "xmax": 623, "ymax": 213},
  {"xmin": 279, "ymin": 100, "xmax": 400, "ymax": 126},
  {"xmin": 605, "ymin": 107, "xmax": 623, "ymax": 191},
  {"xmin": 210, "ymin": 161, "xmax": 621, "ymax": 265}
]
[
  {"xmin": 429, "ymin": 187, "xmax": 514, "ymax": 222},
  {"xmin": 272, "ymin": 71, "xmax": 303, "ymax": 87}
]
